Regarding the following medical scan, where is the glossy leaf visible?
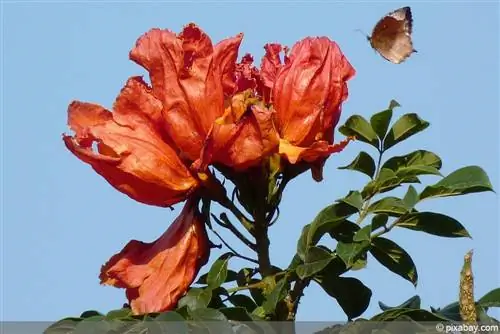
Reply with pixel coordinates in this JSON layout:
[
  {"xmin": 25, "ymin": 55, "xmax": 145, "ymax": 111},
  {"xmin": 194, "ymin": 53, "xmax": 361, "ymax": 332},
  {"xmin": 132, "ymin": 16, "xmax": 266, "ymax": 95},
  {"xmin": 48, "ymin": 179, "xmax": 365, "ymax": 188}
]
[
  {"xmin": 420, "ymin": 166, "xmax": 494, "ymax": 200},
  {"xmin": 353, "ymin": 225, "xmax": 371, "ymax": 242},
  {"xmin": 315, "ymin": 275, "xmax": 372, "ymax": 320},
  {"xmin": 296, "ymin": 246, "xmax": 334, "ymax": 279},
  {"xmin": 229, "ymin": 294, "xmax": 258, "ymax": 312},
  {"xmin": 396, "ymin": 212, "xmax": 471, "ymax": 238},
  {"xmin": 383, "ymin": 150, "xmax": 442, "ymax": 173},
  {"xmin": 336, "ymin": 240, "xmax": 370, "ymax": 268},
  {"xmin": 297, "ymin": 202, "xmax": 358, "ymax": 260},
  {"xmin": 177, "ymin": 288, "xmax": 212, "ymax": 310},
  {"xmin": 43, "ymin": 318, "xmax": 82, "ymax": 334},
  {"xmin": 370, "ymin": 237, "xmax": 418, "ymax": 286},
  {"xmin": 478, "ymin": 288, "xmax": 500, "ymax": 308},
  {"xmin": 219, "ymin": 307, "xmax": 253, "ymax": 321},
  {"xmin": 338, "ymin": 115, "xmax": 379, "ymax": 147},
  {"xmin": 187, "ymin": 308, "xmax": 232, "ymax": 334},
  {"xmin": 371, "ymin": 308, "xmax": 449, "ymax": 322},
  {"xmin": 262, "ymin": 277, "xmax": 288, "ymax": 314},
  {"xmin": 197, "ymin": 270, "xmax": 237, "ymax": 285},
  {"xmin": 383, "ymin": 113, "xmax": 430, "ymax": 150},
  {"xmin": 338, "ymin": 152, "xmax": 376, "ymax": 179},
  {"xmin": 337, "ymin": 191, "xmax": 364, "ymax": 211},
  {"xmin": 378, "ymin": 295, "xmax": 421, "ymax": 311},
  {"xmin": 153, "ymin": 311, "xmax": 187, "ymax": 334},
  {"xmin": 371, "ymin": 214, "xmax": 389, "ymax": 231},
  {"xmin": 329, "ymin": 220, "xmax": 360, "ymax": 243},
  {"xmin": 370, "ymin": 100, "xmax": 400, "ymax": 140},
  {"xmin": 105, "ymin": 308, "xmax": 132, "ymax": 320},
  {"xmin": 367, "ymin": 197, "xmax": 409, "ymax": 217},
  {"xmin": 403, "ymin": 186, "xmax": 419, "ymax": 209},
  {"xmin": 207, "ymin": 253, "xmax": 233, "ymax": 289}
]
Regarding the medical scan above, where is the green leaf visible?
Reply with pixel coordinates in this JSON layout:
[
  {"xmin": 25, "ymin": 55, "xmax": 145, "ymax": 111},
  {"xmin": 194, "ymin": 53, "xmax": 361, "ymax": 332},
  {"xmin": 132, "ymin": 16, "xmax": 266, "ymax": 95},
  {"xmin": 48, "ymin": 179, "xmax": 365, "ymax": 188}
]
[
  {"xmin": 353, "ymin": 225, "xmax": 372, "ymax": 242},
  {"xmin": 370, "ymin": 100, "xmax": 400, "ymax": 139},
  {"xmin": 336, "ymin": 240, "xmax": 370, "ymax": 268},
  {"xmin": 373, "ymin": 308, "xmax": 450, "ymax": 322},
  {"xmin": 297, "ymin": 202, "xmax": 358, "ymax": 260},
  {"xmin": 371, "ymin": 214, "xmax": 389, "ymax": 231},
  {"xmin": 403, "ymin": 186, "xmax": 419, "ymax": 209},
  {"xmin": 338, "ymin": 152, "xmax": 376, "ymax": 179},
  {"xmin": 207, "ymin": 253, "xmax": 233, "ymax": 289},
  {"xmin": 71, "ymin": 316, "xmax": 111, "ymax": 334},
  {"xmin": 370, "ymin": 237, "xmax": 418, "ymax": 286},
  {"xmin": 197, "ymin": 270, "xmax": 237, "ymax": 285},
  {"xmin": 219, "ymin": 307, "xmax": 253, "ymax": 321},
  {"xmin": 362, "ymin": 168, "xmax": 418, "ymax": 198},
  {"xmin": 396, "ymin": 212, "xmax": 471, "ymax": 238},
  {"xmin": 329, "ymin": 220, "xmax": 360, "ymax": 243},
  {"xmin": 177, "ymin": 288, "xmax": 212, "ymax": 310},
  {"xmin": 337, "ymin": 191, "xmax": 364, "ymax": 211},
  {"xmin": 378, "ymin": 295, "xmax": 421, "ymax": 311},
  {"xmin": 247, "ymin": 279, "xmax": 266, "ymax": 306},
  {"xmin": 187, "ymin": 308, "xmax": 232, "ymax": 334},
  {"xmin": 338, "ymin": 115, "xmax": 379, "ymax": 147},
  {"xmin": 315, "ymin": 275, "xmax": 372, "ymax": 320},
  {"xmin": 229, "ymin": 294, "xmax": 258, "ymax": 312},
  {"xmin": 431, "ymin": 302, "xmax": 462, "ymax": 321},
  {"xmin": 367, "ymin": 197, "xmax": 409, "ymax": 217},
  {"xmin": 262, "ymin": 277, "xmax": 288, "ymax": 314},
  {"xmin": 478, "ymin": 288, "xmax": 500, "ymax": 308},
  {"xmin": 296, "ymin": 246, "xmax": 334, "ymax": 279},
  {"xmin": 383, "ymin": 113, "xmax": 430, "ymax": 150},
  {"xmin": 149, "ymin": 311, "xmax": 187, "ymax": 334},
  {"xmin": 383, "ymin": 150, "xmax": 442, "ymax": 172},
  {"xmin": 43, "ymin": 318, "xmax": 82, "ymax": 334},
  {"xmin": 420, "ymin": 166, "xmax": 494, "ymax": 200},
  {"xmin": 105, "ymin": 308, "xmax": 132, "ymax": 320}
]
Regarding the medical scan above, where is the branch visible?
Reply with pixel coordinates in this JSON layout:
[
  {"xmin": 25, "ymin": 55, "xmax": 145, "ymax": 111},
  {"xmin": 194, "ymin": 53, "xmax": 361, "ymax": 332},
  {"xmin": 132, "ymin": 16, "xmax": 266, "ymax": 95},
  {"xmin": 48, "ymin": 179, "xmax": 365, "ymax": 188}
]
[
  {"xmin": 285, "ymin": 278, "xmax": 310, "ymax": 321},
  {"xmin": 210, "ymin": 228, "xmax": 259, "ymax": 265},
  {"xmin": 211, "ymin": 213, "xmax": 256, "ymax": 251}
]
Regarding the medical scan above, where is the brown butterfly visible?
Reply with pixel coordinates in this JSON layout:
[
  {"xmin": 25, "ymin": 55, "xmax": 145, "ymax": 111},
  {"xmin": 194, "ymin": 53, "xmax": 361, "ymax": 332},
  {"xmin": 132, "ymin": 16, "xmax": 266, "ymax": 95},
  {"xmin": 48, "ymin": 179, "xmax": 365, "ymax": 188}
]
[{"xmin": 367, "ymin": 6, "xmax": 417, "ymax": 64}]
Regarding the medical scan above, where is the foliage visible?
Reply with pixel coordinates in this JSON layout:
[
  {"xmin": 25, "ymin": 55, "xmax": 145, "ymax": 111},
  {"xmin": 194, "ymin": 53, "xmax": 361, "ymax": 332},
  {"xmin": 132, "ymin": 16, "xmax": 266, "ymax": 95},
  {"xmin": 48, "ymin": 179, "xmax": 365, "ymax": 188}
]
[{"xmin": 47, "ymin": 100, "xmax": 498, "ymax": 334}]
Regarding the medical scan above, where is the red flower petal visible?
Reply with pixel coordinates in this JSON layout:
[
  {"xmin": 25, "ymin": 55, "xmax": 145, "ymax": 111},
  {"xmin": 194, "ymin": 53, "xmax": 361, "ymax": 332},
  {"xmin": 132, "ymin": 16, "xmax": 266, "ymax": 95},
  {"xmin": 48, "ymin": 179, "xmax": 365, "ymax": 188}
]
[
  {"xmin": 100, "ymin": 198, "xmax": 210, "ymax": 314},
  {"xmin": 63, "ymin": 77, "xmax": 198, "ymax": 207}
]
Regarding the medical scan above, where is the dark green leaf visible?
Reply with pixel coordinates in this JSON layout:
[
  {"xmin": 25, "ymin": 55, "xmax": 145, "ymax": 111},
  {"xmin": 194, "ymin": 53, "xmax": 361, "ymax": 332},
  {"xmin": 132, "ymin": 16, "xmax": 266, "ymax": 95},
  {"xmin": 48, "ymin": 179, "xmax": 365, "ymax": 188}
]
[
  {"xmin": 187, "ymin": 308, "xmax": 232, "ymax": 334},
  {"xmin": 368, "ymin": 197, "xmax": 409, "ymax": 217},
  {"xmin": 207, "ymin": 253, "xmax": 233, "ymax": 289},
  {"xmin": 297, "ymin": 202, "xmax": 358, "ymax": 260},
  {"xmin": 383, "ymin": 150, "xmax": 442, "ymax": 172},
  {"xmin": 478, "ymin": 288, "xmax": 500, "ymax": 308},
  {"xmin": 338, "ymin": 191, "xmax": 364, "ymax": 211},
  {"xmin": 329, "ymin": 220, "xmax": 360, "ymax": 243},
  {"xmin": 72, "ymin": 316, "xmax": 112, "ymax": 334},
  {"xmin": 338, "ymin": 152, "xmax": 376, "ymax": 179},
  {"xmin": 370, "ymin": 100, "xmax": 399, "ymax": 140},
  {"xmin": 236, "ymin": 268, "xmax": 255, "ymax": 287},
  {"xmin": 80, "ymin": 310, "xmax": 102, "ymax": 318},
  {"xmin": 149, "ymin": 311, "xmax": 187, "ymax": 334},
  {"xmin": 177, "ymin": 288, "xmax": 212, "ymax": 310},
  {"xmin": 248, "ymin": 279, "xmax": 266, "ymax": 306},
  {"xmin": 431, "ymin": 301, "xmax": 461, "ymax": 321},
  {"xmin": 353, "ymin": 225, "xmax": 371, "ymax": 242},
  {"xmin": 378, "ymin": 295, "xmax": 421, "ymax": 311},
  {"xmin": 383, "ymin": 113, "xmax": 430, "ymax": 150},
  {"xmin": 315, "ymin": 275, "xmax": 372, "ymax": 320},
  {"xmin": 370, "ymin": 237, "xmax": 418, "ymax": 286},
  {"xmin": 371, "ymin": 214, "xmax": 389, "ymax": 231},
  {"xmin": 296, "ymin": 246, "xmax": 334, "ymax": 279},
  {"xmin": 229, "ymin": 294, "xmax": 258, "ymax": 312},
  {"xmin": 262, "ymin": 278, "xmax": 288, "ymax": 314},
  {"xmin": 197, "ymin": 270, "xmax": 237, "ymax": 285},
  {"xmin": 362, "ymin": 169, "xmax": 417, "ymax": 198},
  {"xmin": 403, "ymin": 186, "xmax": 419, "ymax": 209},
  {"xmin": 219, "ymin": 307, "xmax": 253, "ymax": 321},
  {"xmin": 336, "ymin": 240, "xmax": 370, "ymax": 268},
  {"xmin": 396, "ymin": 212, "xmax": 471, "ymax": 238},
  {"xmin": 43, "ymin": 318, "xmax": 82, "ymax": 334},
  {"xmin": 287, "ymin": 254, "xmax": 302, "ymax": 271},
  {"xmin": 372, "ymin": 308, "xmax": 449, "ymax": 322},
  {"xmin": 420, "ymin": 166, "xmax": 494, "ymax": 200},
  {"xmin": 105, "ymin": 308, "xmax": 132, "ymax": 320},
  {"xmin": 338, "ymin": 115, "xmax": 379, "ymax": 147}
]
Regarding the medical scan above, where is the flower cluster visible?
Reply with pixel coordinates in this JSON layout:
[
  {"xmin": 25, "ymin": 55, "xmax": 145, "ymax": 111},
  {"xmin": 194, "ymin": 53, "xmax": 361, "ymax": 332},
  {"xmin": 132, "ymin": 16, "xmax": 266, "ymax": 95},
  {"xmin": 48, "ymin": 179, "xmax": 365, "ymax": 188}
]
[{"xmin": 63, "ymin": 23, "xmax": 355, "ymax": 315}]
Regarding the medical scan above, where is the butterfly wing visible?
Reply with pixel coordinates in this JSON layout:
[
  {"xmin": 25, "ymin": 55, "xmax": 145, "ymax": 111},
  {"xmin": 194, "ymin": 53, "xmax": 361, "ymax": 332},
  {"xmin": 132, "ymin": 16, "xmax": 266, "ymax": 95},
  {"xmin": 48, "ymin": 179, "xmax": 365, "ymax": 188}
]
[{"xmin": 370, "ymin": 6, "xmax": 416, "ymax": 64}]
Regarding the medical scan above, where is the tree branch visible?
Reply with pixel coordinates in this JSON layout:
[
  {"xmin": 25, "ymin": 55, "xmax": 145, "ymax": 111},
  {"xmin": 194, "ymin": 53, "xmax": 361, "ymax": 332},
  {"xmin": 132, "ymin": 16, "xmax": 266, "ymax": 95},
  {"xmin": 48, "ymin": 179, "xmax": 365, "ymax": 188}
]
[{"xmin": 210, "ymin": 228, "xmax": 259, "ymax": 264}]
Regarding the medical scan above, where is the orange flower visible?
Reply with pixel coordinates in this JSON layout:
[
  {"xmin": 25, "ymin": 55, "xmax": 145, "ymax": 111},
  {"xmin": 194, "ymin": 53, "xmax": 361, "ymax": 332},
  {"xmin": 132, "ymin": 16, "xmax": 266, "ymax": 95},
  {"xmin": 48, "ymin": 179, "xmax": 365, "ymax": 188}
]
[
  {"xmin": 193, "ymin": 91, "xmax": 279, "ymax": 171},
  {"xmin": 129, "ymin": 23, "xmax": 244, "ymax": 162},
  {"xmin": 99, "ymin": 198, "xmax": 210, "ymax": 315},
  {"xmin": 63, "ymin": 76, "xmax": 199, "ymax": 207},
  {"xmin": 261, "ymin": 37, "xmax": 355, "ymax": 167}
]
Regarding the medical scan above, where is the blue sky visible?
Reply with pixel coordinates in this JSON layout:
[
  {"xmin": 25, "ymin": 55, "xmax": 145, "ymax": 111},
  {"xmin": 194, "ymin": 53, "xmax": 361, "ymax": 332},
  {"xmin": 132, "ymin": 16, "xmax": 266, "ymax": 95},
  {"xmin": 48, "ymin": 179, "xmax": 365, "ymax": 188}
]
[{"xmin": 2, "ymin": 0, "xmax": 499, "ymax": 322}]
